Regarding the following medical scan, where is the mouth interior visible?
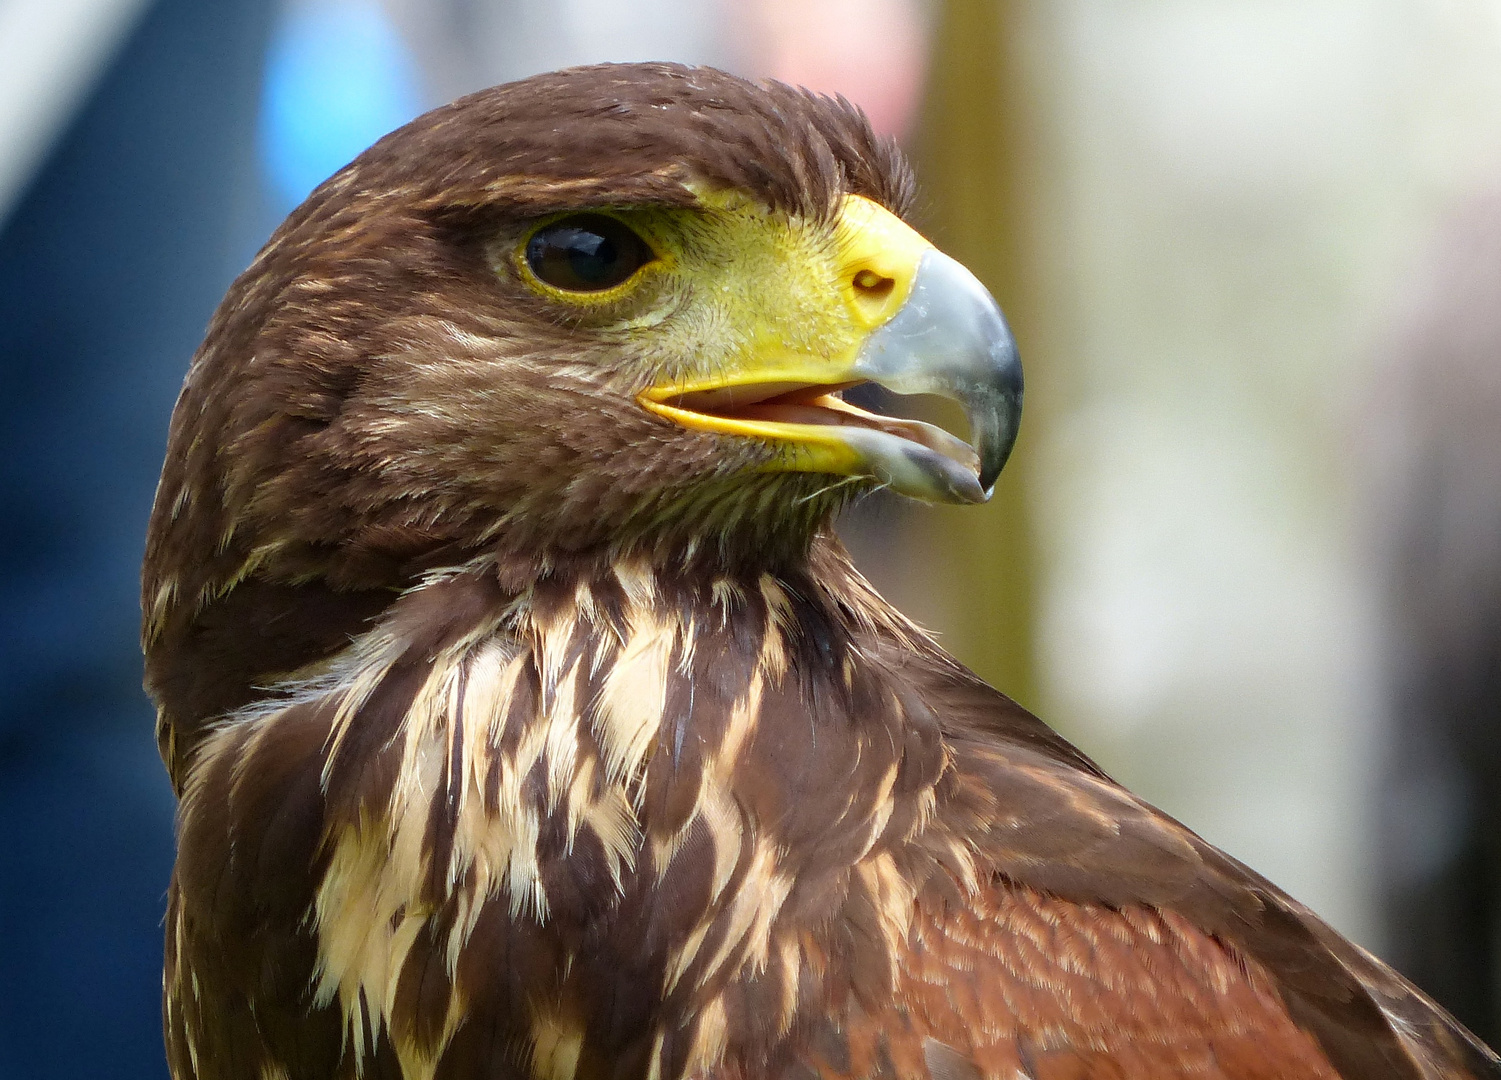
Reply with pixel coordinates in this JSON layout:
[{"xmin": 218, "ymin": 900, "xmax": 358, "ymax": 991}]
[{"xmin": 663, "ymin": 382, "xmax": 978, "ymax": 470}]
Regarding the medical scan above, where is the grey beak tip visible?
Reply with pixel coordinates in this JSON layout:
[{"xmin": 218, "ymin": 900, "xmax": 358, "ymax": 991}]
[
  {"xmin": 973, "ymin": 338, "xmax": 1024, "ymax": 495},
  {"xmin": 976, "ymin": 409, "xmax": 1020, "ymax": 494}
]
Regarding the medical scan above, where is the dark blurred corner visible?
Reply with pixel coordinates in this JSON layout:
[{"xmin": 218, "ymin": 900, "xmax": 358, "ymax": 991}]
[
  {"xmin": 0, "ymin": 0, "xmax": 273, "ymax": 1075},
  {"xmin": 1370, "ymin": 190, "xmax": 1501, "ymax": 1046}
]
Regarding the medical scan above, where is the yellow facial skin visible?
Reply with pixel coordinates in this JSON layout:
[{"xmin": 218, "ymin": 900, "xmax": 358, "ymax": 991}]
[
  {"xmin": 630, "ymin": 193, "xmax": 936, "ymax": 481},
  {"xmin": 509, "ymin": 187, "xmax": 1016, "ymax": 504}
]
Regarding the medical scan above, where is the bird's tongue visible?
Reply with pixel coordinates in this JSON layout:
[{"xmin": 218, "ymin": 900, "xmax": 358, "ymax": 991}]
[{"xmin": 732, "ymin": 392, "xmax": 978, "ymax": 471}]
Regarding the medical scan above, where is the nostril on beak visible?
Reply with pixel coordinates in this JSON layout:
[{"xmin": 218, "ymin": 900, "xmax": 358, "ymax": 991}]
[
  {"xmin": 850, "ymin": 268, "xmax": 899, "ymax": 325},
  {"xmin": 852, "ymin": 268, "xmax": 896, "ymax": 302}
]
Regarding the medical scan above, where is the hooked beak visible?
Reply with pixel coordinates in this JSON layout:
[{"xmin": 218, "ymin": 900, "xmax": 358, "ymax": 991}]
[
  {"xmin": 638, "ymin": 196, "xmax": 1023, "ymax": 504},
  {"xmin": 851, "ymin": 248, "xmax": 1022, "ymax": 499}
]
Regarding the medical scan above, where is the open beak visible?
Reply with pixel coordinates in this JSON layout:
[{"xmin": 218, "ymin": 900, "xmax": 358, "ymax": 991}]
[{"xmin": 638, "ymin": 196, "xmax": 1023, "ymax": 504}]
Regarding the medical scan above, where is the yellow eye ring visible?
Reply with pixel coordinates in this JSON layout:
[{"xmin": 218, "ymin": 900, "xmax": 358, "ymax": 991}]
[{"xmin": 516, "ymin": 213, "xmax": 664, "ymax": 301}]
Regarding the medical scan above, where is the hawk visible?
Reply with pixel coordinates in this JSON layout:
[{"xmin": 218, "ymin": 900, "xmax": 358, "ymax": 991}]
[{"xmin": 142, "ymin": 63, "xmax": 1499, "ymax": 1080}]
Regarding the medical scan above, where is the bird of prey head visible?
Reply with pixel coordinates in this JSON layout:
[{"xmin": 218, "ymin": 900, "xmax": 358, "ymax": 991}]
[
  {"xmin": 141, "ymin": 64, "xmax": 1499, "ymax": 1080},
  {"xmin": 144, "ymin": 62, "xmax": 1016, "ymax": 637}
]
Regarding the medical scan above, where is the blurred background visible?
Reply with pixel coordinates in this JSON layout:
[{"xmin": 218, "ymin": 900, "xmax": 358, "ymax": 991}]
[{"xmin": 2, "ymin": 0, "xmax": 1501, "ymax": 1075}]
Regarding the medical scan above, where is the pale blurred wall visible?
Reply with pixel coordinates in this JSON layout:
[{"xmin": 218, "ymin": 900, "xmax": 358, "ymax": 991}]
[
  {"xmin": 1016, "ymin": 0, "xmax": 1501, "ymax": 945},
  {"xmin": 381, "ymin": 0, "xmax": 734, "ymax": 100}
]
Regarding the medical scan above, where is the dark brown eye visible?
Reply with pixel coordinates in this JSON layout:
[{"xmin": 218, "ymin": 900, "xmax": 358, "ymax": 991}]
[{"xmin": 524, "ymin": 214, "xmax": 655, "ymax": 292}]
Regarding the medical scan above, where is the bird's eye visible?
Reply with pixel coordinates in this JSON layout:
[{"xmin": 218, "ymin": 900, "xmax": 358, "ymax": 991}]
[{"xmin": 524, "ymin": 214, "xmax": 655, "ymax": 292}]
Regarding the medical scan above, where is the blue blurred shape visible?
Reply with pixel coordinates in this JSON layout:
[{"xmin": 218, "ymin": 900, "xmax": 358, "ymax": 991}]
[{"xmin": 259, "ymin": 0, "xmax": 425, "ymax": 209}]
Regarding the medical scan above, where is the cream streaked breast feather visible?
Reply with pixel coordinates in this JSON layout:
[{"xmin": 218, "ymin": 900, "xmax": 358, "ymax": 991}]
[{"xmin": 173, "ymin": 556, "xmax": 921, "ymax": 1080}]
